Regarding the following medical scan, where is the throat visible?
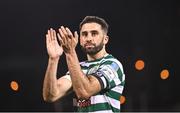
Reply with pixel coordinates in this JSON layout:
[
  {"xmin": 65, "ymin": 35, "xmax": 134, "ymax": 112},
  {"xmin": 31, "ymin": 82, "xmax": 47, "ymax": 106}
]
[{"xmin": 87, "ymin": 50, "xmax": 108, "ymax": 61}]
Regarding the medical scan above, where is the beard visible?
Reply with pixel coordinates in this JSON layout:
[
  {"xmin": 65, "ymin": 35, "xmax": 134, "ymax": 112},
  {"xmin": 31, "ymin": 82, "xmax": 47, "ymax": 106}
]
[{"xmin": 81, "ymin": 40, "xmax": 104, "ymax": 55}]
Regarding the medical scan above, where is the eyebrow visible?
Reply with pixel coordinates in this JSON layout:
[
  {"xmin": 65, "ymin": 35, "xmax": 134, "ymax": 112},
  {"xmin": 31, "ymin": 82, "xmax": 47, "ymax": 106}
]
[
  {"xmin": 91, "ymin": 30, "xmax": 98, "ymax": 33},
  {"xmin": 81, "ymin": 31, "xmax": 87, "ymax": 34},
  {"xmin": 81, "ymin": 30, "xmax": 98, "ymax": 34}
]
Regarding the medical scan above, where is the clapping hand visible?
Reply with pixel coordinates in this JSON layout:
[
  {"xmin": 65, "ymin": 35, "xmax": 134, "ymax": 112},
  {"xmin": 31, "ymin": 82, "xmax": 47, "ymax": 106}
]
[
  {"xmin": 57, "ymin": 26, "xmax": 78, "ymax": 54},
  {"xmin": 46, "ymin": 28, "xmax": 63, "ymax": 59}
]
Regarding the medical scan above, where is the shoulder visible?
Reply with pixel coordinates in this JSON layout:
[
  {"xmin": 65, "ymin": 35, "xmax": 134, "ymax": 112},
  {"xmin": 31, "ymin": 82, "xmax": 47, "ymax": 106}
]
[
  {"xmin": 79, "ymin": 61, "xmax": 89, "ymax": 67},
  {"xmin": 101, "ymin": 54, "xmax": 124, "ymax": 71}
]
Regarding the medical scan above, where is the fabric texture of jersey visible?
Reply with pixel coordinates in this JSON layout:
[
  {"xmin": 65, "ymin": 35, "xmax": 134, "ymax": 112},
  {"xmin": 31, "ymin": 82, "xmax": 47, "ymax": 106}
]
[{"xmin": 67, "ymin": 54, "xmax": 125, "ymax": 113}]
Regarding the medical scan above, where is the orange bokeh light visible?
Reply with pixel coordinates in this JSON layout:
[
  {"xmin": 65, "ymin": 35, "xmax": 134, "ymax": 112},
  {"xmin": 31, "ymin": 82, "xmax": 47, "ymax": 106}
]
[
  {"xmin": 135, "ymin": 60, "xmax": 145, "ymax": 70},
  {"xmin": 120, "ymin": 95, "xmax": 126, "ymax": 105},
  {"xmin": 10, "ymin": 81, "xmax": 19, "ymax": 91},
  {"xmin": 160, "ymin": 69, "xmax": 169, "ymax": 80}
]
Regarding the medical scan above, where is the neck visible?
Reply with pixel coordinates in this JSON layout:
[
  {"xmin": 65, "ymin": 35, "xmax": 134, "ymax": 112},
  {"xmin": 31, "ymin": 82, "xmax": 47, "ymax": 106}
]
[{"xmin": 87, "ymin": 47, "xmax": 108, "ymax": 61}]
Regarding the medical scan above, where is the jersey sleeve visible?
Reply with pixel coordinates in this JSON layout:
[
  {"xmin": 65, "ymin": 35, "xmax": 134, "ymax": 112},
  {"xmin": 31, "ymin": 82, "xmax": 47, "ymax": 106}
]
[{"xmin": 92, "ymin": 60, "xmax": 125, "ymax": 90}]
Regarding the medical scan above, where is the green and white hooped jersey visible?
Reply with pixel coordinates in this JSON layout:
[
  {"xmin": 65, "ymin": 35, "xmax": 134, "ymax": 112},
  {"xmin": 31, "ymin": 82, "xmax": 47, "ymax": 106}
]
[{"xmin": 67, "ymin": 54, "xmax": 125, "ymax": 113}]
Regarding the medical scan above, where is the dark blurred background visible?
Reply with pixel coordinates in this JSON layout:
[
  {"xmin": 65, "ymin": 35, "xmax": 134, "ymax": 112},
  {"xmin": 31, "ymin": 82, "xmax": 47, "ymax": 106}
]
[{"xmin": 0, "ymin": 0, "xmax": 180, "ymax": 112}]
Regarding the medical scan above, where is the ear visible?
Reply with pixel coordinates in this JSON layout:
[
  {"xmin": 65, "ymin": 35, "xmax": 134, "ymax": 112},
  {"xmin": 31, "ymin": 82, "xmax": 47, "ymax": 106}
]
[{"xmin": 104, "ymin": 35, "xmax": 109, "ymax": 44}]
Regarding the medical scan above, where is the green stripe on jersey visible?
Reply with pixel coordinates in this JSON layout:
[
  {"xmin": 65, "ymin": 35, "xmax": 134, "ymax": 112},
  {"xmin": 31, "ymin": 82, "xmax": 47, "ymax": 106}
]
[
  {"xmin": 117, "ymin": 68, "xmax": 123, "ymax": 81},
  {"xmin": 105, "ymin": 90, "xmax": 121, "ymax": 100},
  {"xmin": 104, "ymin": 54, "xmax": 114, "ymax": 59}
]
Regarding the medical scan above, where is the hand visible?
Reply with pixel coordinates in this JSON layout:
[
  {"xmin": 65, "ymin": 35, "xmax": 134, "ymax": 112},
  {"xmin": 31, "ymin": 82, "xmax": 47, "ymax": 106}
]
[
  {"xmin": 46, "ymin": 28, "xmax": 63, "ymax": 59},
  {"xmin": 57, "ymin": 26, "xmax": 78, "ymax": 54}
]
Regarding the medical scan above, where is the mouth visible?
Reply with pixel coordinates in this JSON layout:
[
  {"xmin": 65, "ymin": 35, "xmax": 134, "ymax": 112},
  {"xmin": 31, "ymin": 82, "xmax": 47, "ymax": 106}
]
[
  {"xmin": 85, "ymin": 45, "xmax": 94, "ymax": 48},
  {"xmin": 84, "ymin": 43, "xmax": 95, "ymax": 48}
]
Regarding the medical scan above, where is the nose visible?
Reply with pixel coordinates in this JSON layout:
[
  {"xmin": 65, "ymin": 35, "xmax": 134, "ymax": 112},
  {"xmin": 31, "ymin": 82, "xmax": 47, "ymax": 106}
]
[{"xmin": 86, "ymin": 33, "xmax": 93, "ymax": 41}]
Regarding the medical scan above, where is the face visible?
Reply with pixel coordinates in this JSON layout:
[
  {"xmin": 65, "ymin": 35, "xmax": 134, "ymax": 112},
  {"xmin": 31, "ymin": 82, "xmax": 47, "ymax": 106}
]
[{"xmin": 80, "ymin": 23, "xmax": 108, "ymax": 55}]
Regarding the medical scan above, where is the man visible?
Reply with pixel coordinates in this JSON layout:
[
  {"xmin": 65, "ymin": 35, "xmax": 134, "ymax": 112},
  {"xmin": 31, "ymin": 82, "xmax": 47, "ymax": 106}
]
[{"xmin": 43, "ymin": 16, "xmax": 125, "ymax": 112}]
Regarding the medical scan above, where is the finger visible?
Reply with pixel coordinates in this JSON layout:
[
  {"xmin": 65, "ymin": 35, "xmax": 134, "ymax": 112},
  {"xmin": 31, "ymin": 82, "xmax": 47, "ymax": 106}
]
[
  {"xmin": 47, "ymin": 30, "xmax": 51, "ymax": 41},
  {"xmin": 74, "ymin": 31, "xmax": 79, "ymax": 42},
  {"xmin": 60, "ymin": 26, "xmax": 69, "ymax": 38},
  {"xmin": 57, "ymin": 33, "xmax": 64, "ymax": 46},
  {"xmin": 50, "ymin": 28, "xmax": 54, "ymax": 40},
  {"xmin": 65, "ymin": 27, "xmax": 73, "ymax": 38},
  {"xmin": 58, "ymin": 28, "xmax": 66, "ymax": 44},
  {"xmin": 52, "ymin": 29, "xmax": 57, "ymax": 40},
  {"xmin": 46, "ymin": 34, "xmax": 50, "ymax": 48}
]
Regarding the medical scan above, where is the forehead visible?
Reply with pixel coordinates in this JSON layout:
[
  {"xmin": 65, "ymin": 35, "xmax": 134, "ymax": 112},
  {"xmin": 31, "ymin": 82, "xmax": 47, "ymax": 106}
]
[{"xmin": 80, "ymin": 23, "xmax": 102, "ymax": 32}]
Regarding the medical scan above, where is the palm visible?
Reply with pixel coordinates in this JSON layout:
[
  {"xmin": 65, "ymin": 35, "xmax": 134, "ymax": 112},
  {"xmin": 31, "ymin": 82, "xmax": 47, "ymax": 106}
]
[
  {"xmin": 47, "ymin": 40, "xmax": 63, "ymax": 58},
  {"xmin": 46, "ymin": 29, "xmax": 63, "ymax": 59}
]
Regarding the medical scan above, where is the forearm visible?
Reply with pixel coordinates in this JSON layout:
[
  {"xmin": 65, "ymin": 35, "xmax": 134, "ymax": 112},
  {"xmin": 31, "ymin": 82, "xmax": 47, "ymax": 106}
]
[
  {"xmin": 43, "ymin": 58, "xmax": 60, "ymax": 101},
  {"xmin": 65, "ymin": 50, "xmax": 91, "ymax": 99}
]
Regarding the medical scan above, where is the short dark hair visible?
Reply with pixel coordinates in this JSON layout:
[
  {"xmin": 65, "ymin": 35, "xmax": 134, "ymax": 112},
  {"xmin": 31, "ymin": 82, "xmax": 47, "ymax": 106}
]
[{"xmin": 79, "ymin": 16, "xmax": 109, "ymax": 34}]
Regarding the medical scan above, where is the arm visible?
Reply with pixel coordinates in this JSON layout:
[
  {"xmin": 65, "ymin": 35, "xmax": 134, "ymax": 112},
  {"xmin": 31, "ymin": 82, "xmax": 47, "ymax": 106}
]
[
  {"xmin": 58, "ymin": 26, "xmax": 101, "ymax": 99},
  {"xmin": 43, "ymin": 58, "xmax": 72, "ymax": 102},
  {"xmin": 66, "ymin": 51, "xmax": 101, "ymax": 99},
  {"xmin": 43, "ymin": 28, "xmax": 72, "ymax": 102}
]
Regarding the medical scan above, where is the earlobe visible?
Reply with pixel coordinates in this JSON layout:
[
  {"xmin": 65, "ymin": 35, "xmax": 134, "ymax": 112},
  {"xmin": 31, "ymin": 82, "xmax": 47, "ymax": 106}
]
[{"xmin": 104, "ymin": 36, "xmax": 109, "ymax": 44}]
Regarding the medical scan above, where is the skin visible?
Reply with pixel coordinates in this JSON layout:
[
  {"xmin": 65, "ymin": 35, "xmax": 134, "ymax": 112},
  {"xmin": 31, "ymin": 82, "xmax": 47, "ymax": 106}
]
[{"xmin": 43, "ymin": 22, "xmax": 109, "ymax": 102}]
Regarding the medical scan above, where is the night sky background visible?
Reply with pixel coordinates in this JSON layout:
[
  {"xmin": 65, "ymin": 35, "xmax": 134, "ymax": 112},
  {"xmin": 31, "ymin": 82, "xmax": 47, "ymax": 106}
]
[{"xmin": 0, "ymin": 0, "xmax": 180, "ymax": 112}]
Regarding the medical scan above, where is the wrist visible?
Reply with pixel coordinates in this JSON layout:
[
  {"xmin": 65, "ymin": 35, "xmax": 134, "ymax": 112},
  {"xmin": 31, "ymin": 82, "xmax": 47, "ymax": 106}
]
[
  {"xmin": 64, "ymin": 49, "xmax": 76, "ymax": 56},
  {"xmin": 48, "ymin": 57, "xmax": 60, "ymax": 62}
]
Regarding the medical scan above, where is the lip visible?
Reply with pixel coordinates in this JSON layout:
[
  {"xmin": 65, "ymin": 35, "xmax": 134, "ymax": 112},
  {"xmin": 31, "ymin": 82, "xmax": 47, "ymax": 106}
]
[
  {"xmin": 84, "ymin": 43, "xmax": 94, "ymax": 48},
  {"xmin": 84, "ymin": 43, "xmax": 95, "ymax": 48},
  {"xmin": 85, "ymin": 45, "xmax": 94, "ymax": 48}
]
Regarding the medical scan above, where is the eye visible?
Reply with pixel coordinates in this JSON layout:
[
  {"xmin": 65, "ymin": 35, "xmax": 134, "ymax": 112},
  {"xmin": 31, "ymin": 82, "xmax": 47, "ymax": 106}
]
[
  {"xmin": 91, "ymin": 31, "xmax": 98, "ymax": 37},
  {"xmin": 81, "ymin": 32, "xmax": 87, "ymax": 37}
]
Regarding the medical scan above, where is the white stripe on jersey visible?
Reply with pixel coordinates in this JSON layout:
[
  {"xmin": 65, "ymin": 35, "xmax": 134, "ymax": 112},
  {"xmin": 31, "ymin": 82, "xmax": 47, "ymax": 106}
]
[
  {"xmin": 104, "ymin": 58, "xmax": 124, "ymax": 74},
  {"xmin": 100, "ymin": 76, "xmax": 107, "ymax": 89},
  {"xmin": 91, "ymin": 95, "xmax": 120, "ymax": 109},
  {"xmin": 101, "ymin": 65, "xmax": 116, "ymax": 81},
  {"xmin": 100, "ymin": 65, "xmax": 121, "ymax": 86},
  {"xmin": 111, "ymin": 85, "xmax": 124, "ymax": 94}
]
